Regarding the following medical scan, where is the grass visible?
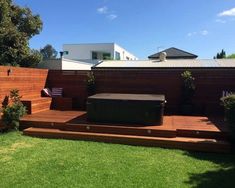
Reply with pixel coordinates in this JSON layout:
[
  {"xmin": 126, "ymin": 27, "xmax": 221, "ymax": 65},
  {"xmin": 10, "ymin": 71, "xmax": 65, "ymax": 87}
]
[{"xmin": 0, "ymin": 131, "xmax": 235, "ymax": 188}]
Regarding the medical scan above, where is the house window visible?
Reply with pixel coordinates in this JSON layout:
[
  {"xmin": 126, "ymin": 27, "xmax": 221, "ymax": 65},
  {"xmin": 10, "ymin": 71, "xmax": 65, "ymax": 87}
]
[
  {"xmin": 92, "ymin": 52, "xmax": 98, "ymax": 60},
  {"xmin": 126, "ymin": 56, "xmax": 130, "ymax": 60},
  {"xmin": 115, "ymin": 51, "xmax": 121, "ymax": 60},
  {"xmin": 103, "ymin": 53, "xmax": 111, "ymax": 60},
  {"xmin": 63, "ymin": 51, "xmax": 69, "ymax": 55}
]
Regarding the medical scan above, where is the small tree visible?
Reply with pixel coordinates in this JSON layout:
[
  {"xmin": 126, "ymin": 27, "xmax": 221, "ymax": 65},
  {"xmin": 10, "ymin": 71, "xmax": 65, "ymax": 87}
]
[
  {"xmin": 180, "ymin": 71, "xmax": 196, "ymax": 114},
  {"xmin": 86, "ymin": 71, "xmax": 96, "ymax": 96},
  {"xmin": 40, "ymin": 44, "xmax": 58, "ymax": 60},
  {"xmin": 181, "ymin": 70, "xmax": 196, "ymax": 104},
  {"xmin": 221, "ymin": 95, "xmax": 235, "ymax": 124},
  {"xmin": 1, "ymin": 89, "xmax": 27, "ymax": 130},
  {"xmin": 221, "ymin": 95, "xmax": 235, "ymax": 141},
  {"xmin": 214, "ymin": 49, "xmax": 226, "ymax": 59}
]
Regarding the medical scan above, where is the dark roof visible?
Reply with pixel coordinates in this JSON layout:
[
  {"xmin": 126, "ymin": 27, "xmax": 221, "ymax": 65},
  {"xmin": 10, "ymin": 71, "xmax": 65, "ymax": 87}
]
[{"xmin": 148, "ymin": 47, "xmax": 198, "ymax": 59}]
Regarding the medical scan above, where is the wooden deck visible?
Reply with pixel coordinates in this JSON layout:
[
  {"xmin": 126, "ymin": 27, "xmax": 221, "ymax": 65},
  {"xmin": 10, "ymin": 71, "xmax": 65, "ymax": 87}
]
[{"xmin": 20, "ymin": 110, "xmax": 231, "ymax": 153}]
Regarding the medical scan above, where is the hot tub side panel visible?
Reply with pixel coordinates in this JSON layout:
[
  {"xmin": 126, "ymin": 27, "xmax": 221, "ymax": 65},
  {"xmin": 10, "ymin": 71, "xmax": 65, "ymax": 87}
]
[{"xmin": 87, "ymin": 98, "xmax": 165, "ymax": 125}]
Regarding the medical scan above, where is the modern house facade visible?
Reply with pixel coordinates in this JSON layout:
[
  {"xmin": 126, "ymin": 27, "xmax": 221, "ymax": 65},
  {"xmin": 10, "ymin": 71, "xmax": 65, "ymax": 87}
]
[
  {"xmin": 38, "ymin": 42, "xmax": 139, "ymax": 70},
  {"xmin": 63, "ymin": 43, "xmax": 138, "ymax": 61},
  {"xmin": 38, "ymin": 58, "xmax": 97, "ymax": 70}
]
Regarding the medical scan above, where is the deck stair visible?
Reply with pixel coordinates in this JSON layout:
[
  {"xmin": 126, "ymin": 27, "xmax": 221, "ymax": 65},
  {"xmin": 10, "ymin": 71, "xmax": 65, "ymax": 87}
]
[
  {"xmin": 21, "ymin": 111, "xmax": 231, "ymax": 153},
  {"xmin": 23, "ymin": 127, "xmax": 230, "ymax": 153}
]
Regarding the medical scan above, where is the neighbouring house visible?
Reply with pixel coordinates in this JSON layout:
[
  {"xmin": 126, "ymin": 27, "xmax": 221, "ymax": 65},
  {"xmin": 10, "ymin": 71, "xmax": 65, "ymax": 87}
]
[
  {"xmin": 62, "ymin": 43, "xmax": 138, "ymax": 61},
  {"xmin": 92, "ymin": 59, "xmax": 235, "ymax": 69},
  {"xmin": 38, "ymin": 43, "xmax": 138, "ymax": 70},
  {"xmin": 148, "ymin": 47, "xmax": 198, "ymax": 60},
  {"xmin": 37, "ymin": 58, "xmax": 99, "ymax": 70}
]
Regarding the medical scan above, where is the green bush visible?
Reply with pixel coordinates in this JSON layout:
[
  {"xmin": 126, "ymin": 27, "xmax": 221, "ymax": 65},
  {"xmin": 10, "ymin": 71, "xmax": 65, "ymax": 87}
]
[
  {"xmin": 221, "ymin": 95, "xmax": 235, "ymax": 124},
  {"xmin": 1, "ymin": 89, "xmax": 27, "ymax": 130},
  {"xmin": 86, "ymin": 71, "xmax": 96, "ymax": 95},
  {"xmin": 181, "ymin": 70, "xmax": 195, "ymax": 104}
]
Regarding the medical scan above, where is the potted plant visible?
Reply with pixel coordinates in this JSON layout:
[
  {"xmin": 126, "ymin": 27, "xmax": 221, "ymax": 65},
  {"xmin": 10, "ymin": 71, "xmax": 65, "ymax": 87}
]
[
  {"xmin": 180, "ymin": 70, "xmax": 196, "ymax": 115},
  {"xmin": 221, "ymin": 94, "xmax": 235, "ymax": 141},
  {"xmin": 86, "ymin": 71, "xmax": 96, "ymax": 96},
  {"xmin": 1, "ymin": 89, "xmax": 27, "ymax": 130}
]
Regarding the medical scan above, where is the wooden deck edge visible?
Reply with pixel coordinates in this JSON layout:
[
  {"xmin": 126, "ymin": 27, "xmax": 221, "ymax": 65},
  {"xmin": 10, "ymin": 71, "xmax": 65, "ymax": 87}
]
[
  {"xmin": 63, "ymin": 123, "xmax": 176, "ymax": 138},
  {"xmin": 176, "ymin": 129, "xmax": 229, "ymax": 140},
  {"xmin": 23, "ymin": 128, "xmax": 231, "ymax": 153}
]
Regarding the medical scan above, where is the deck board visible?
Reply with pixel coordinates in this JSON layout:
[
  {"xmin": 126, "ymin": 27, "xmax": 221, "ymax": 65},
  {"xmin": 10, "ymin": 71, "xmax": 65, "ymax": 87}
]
[{"xmin": 20, "ymin": 110, "xmax": 229, "ymax": 133}]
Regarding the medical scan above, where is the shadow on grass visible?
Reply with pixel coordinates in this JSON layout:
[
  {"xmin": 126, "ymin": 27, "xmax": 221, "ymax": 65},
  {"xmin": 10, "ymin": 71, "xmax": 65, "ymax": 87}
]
[{"xmin": 184, "ymin": 151, "xmax": 235, "ymax": 188}]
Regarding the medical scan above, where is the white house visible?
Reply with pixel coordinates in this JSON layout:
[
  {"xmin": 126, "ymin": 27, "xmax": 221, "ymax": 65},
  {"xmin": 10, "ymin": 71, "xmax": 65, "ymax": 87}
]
[
  {"xmin": 37, "ymin": 58, "xmax": 99, "ymax": 70},
  {"xmin": 62, "ymin": 43, "xmax": 138, "ymax": 61},
  {"xmin": 37, "ymin": 42, "xmax": 139, "ymax": 70}
]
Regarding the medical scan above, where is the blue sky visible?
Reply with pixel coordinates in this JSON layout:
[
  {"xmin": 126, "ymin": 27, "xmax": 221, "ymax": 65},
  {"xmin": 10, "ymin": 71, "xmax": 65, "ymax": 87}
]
[{"xmin": 14, "ymin": 0, "xmax": 235, "ymax": 59}]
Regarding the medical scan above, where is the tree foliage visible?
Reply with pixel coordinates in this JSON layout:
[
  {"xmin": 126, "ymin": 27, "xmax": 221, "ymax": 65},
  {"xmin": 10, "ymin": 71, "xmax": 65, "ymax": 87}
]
[
  {"xmin": 1, "ymin": 89, "xmax": 27, "ymax": 130},
  {"xmin": 0, "ymin": 0, "xmax": 43, "ymax": 67},
  {"xmin": 40, "ymin": 44, "xmax": 58, "ymax": 60},
  {"xmin": 227, "ymin": 54, "xmax": 235, "ymax": 59},
  {"xmin": 181, "ymin": 70, "xmax": 195, "ymax": 104},
  {"xmin": 214, "ymin": 49, "xmax": 226, "ymax": 59}
]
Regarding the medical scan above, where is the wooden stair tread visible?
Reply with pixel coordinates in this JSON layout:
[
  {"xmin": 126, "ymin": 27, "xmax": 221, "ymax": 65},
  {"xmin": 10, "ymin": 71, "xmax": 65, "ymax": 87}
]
[
  {"xmin": 23, "ymin": 127, "xmax": 231, "ymax": 153},
  {"xmin": 64, "ymin": 123, "xmax": 176, "ymax": 138},
  {"xmin": 23, "ymin": 127, "xmax": 226, "ymax": 142},
  {"xmin": 66, "ymin": 123, "xmax": 175, "ymax": 131}
]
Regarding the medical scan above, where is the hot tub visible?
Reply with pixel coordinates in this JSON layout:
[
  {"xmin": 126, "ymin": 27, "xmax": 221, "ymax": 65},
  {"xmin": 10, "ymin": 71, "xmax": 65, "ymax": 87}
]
[{"xmin": 86, "ymin": 93, "xmax": 165, "ymax": 125}]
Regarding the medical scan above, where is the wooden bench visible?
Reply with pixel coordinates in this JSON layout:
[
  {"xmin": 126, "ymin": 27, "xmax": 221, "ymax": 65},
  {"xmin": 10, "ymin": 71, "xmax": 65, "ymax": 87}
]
[
  {"xmin": 51, "ymin": 97, "xmax": 73, "ymax": 111},
  {"xmin": 21, "ymin": 94, "xmax": 52, "ymax": 114}
]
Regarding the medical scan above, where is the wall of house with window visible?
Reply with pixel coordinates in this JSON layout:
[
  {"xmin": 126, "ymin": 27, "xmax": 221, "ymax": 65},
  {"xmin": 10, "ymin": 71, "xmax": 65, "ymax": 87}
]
[
  {"xmin": 63, "ymin": 43, "xmax": 114, "ymax": 60},
  {"xmin": 114, "ymin": 44, "xmax": 138, "ymax": 60},
  {"xmin": 63, "ymin": 43, "xmax": 138, "ymax": 61}
]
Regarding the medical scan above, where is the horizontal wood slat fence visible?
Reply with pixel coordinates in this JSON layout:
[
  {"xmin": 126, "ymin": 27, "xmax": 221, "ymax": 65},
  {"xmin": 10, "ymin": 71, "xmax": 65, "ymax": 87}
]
[
  {"xmin": 1, "ymin": 66, "xmax": 235, "ymax": 115},
  {"xmin": 0, "ymin": 66, "xmax": 48, "ymax": 106},
  {"xmin": 92, "ymin": 68, "xmax": 235, "ymax": 115}
]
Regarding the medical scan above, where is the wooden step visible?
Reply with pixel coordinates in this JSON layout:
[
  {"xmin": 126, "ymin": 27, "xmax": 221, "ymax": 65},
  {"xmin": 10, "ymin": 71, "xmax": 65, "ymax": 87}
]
[
  {"xmin": 176, "ymin": 129, "xmax": 229, "ymax": 140},
  {"xmin": 64, "ymin": 123, "xmax": 176, "ymax": 138},
  {"xmin": 23, "ymin": 127, "xmax": 231, "ymax": 153},
  {"xmin": 19, "ymin": 121, "xmax": 176, "ymax": 138},
  {"xmin": 19, "ymin": 120, "xmax": 63, "ymax": 130}
]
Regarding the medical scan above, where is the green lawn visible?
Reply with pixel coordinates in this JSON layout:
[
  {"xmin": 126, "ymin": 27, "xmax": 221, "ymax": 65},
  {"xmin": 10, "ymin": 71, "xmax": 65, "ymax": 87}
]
[{"xmin": 0, "ymin": 131, "xmax": 235, "ymax": 188}]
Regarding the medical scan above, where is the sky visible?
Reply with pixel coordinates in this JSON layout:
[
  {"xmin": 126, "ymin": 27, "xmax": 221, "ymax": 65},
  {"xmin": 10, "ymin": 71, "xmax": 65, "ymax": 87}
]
[{"xmin": 14, "ymin": 0, "xmax": 235, "ymax": 59}]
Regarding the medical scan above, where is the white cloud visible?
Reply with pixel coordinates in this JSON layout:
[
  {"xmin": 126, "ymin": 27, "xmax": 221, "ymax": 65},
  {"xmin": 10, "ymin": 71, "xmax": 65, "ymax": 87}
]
[
  {"xmin": 97, "ymin": 5, "xmax": 118, "ymax": 21},
  {"xmin": 107, "ymin": 14, "xmax": 117, "ymax": 20},
  {"xmin": 187, "ymin": 30, "xmax": 208, "ymax": 37},
  {"xmin": 215, "ymin": 19, "xmax": 226, "ymax": 24},
  {"xmin": 200, "ymin": 30, "xmax": 208, "ymax": 36},
  {"xmin": 97, "ymin": 6, "xmax": 108, "ymax": 14},
  {"xmin": 218, "ymin": 7, "xmax": 235, "ymax": 17},
  {"xmin": 187, "ymin": 32, "xmax": 197, "ymax": 37}
]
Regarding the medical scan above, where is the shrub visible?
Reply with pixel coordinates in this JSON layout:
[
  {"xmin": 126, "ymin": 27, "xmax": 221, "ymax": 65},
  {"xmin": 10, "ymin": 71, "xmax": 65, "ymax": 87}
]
[
  {"xmin": 221, "ymin": 95, "xmax": 235, "ymax": 124},
  {"xmin": 181, "ymin": 71, "xmax": 196, "ymax": 104},
  {"xmin": 1, "ymin": 89, "xmax": 27, "ymax": 130},
  {"xmin": 86, "ymin": 71, "xmax": 96, "ymax": 95}
]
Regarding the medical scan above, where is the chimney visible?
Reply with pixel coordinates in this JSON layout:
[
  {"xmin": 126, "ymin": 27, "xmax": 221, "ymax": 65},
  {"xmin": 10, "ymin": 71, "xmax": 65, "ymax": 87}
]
[
  {"xmin": 59, "ymin": 51, "xmax": 64, "ymax": 59},
  {"xmin": 159, "ymin": 52, "xmax": 167, "ymax": 61}
]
